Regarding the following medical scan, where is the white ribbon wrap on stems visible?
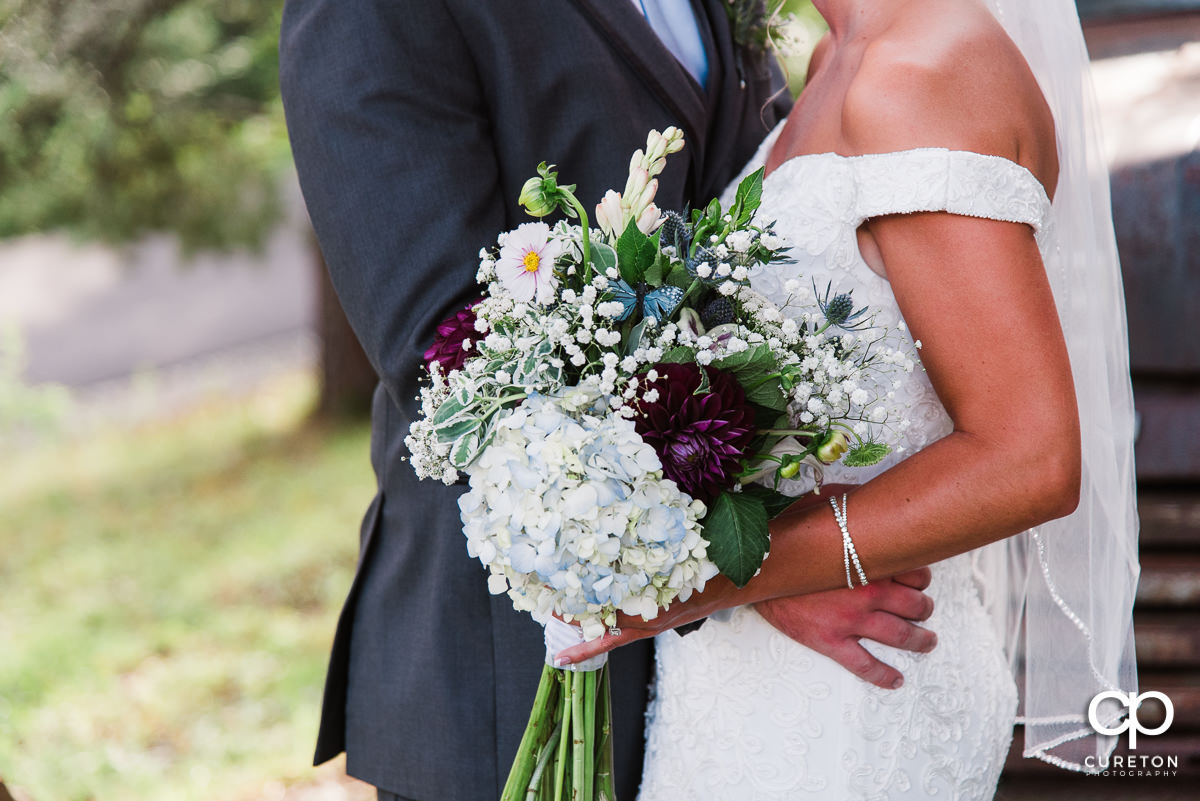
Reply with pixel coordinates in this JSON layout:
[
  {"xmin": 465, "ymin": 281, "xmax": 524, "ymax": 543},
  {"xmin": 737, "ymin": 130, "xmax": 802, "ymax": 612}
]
[{"xmin": 544, "ymin": 617, "xmax": 608, "ymax": 672}]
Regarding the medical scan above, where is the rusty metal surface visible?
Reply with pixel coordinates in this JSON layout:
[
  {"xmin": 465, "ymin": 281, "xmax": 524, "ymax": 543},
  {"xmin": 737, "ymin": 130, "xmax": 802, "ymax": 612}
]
[
  {"xmin": 1133, "ymin": 383, "xmax": 1200, "ymax": 482},
  {"xmin": 1134, "ymin": 673, "xmax": 1200, "ymax": 727},
  {"xmin": 1139, "ymin": 491, "xmax": 1200, "ymax": 545},
  {"xmin": 1082, "ymin": 1, "xmax": 1200, "ymax": 25},
  {"xmin": 1134, "ymin": 611, "xmax": 1200, "ymax": 664},
  {"xmin": 1084, "ymin": 16, "xmax": 1200, "ymax": 375},
  {"xmin": 1113, "ymin": 158, "xmax": 1200, "ymax": 374},
  {"xmin": 1139, "ymin": 553, "xmax": 1200, "ymax": 605}
]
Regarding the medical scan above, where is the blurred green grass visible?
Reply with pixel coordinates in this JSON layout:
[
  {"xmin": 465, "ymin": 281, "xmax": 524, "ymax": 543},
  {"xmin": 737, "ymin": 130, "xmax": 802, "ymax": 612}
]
[{"xmin": 0, "ymin": 374, "xmax": 372, "ymax": 800}]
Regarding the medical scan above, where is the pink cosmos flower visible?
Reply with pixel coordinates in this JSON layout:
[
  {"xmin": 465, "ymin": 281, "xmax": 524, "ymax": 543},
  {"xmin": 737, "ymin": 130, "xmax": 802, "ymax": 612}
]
[{"xmin": 495, "ymin": 222, "xmax": 563, "ymax": 305}]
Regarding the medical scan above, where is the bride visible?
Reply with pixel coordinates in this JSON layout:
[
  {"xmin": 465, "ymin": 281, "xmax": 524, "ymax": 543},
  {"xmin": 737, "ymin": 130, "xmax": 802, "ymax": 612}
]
[{"xmin": 556, "ymin": 0, "xmax": 1140, "ymax": 798}]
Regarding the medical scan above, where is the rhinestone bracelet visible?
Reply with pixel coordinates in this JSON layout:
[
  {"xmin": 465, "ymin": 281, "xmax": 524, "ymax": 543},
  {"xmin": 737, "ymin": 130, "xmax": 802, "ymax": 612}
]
[{"xmin": 830, "ymin": 493, "xmax": 868, "ymax": 589}]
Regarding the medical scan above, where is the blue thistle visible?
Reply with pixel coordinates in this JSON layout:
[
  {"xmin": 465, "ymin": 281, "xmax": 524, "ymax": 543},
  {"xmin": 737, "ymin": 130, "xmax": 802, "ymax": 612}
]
[
  {"xmin": 659, "ymin": 210, "xmax": 691, "ymax": 255},
  {"xmin": 686, "ymin": 246, "xmax": 720, "ymax": 283},
  {"xmin": 701, "ymin": 297, "xmax": 736, "ymax": 328},
  {"xmin": 816, "ymin": 281, "xmax": 871, "ymax": 330}
]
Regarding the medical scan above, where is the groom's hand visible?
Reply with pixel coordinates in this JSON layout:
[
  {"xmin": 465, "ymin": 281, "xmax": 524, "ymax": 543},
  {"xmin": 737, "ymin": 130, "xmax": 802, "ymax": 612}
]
[{"xmin": 754, "ymin": 567, "xmax": 937, "ymax": 690}]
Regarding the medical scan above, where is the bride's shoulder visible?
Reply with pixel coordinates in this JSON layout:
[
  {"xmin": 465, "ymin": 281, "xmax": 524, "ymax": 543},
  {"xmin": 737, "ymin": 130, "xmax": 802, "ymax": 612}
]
[{"xmin": 841, "ymin": 2, "xmax": 1057, "ymax": 190}]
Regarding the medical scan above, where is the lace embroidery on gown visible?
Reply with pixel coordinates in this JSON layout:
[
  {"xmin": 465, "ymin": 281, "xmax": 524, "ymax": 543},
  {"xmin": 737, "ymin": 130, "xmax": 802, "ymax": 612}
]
[{"xmin": 638, "ymin": 124, "xmax": 1053, "ymax": 800}]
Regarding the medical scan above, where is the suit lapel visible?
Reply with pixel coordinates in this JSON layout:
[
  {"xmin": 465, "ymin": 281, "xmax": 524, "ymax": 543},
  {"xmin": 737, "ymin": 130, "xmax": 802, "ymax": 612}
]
[{"xmin": 569, "ymin": 0, "xmax": 709, "ymax": 176}]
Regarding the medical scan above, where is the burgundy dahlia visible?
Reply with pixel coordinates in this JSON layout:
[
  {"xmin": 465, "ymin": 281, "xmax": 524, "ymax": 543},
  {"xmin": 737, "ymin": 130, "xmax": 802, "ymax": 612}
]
[
  {"xmin": 424, "ymin": 298, "xmax": 482, "ymax": 372},
  {"xmin": 634, "ymin": 362, "xmax": 755, "ymax": 503}
]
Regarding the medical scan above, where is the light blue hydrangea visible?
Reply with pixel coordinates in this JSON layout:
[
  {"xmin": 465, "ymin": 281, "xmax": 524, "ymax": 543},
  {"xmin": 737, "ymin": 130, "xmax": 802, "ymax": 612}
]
[{"xmin": 458, "ymin": 393, "xmax": 715, "ymax": 641}]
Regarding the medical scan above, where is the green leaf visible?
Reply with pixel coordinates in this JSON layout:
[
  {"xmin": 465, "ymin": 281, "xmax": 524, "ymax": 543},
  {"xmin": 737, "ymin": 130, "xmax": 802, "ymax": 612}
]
[
  {"xmin": 733, "ymin": 167, "xmax": 764, "ymax": 224},
  {"xmin": 643, "ymin": 249, "xmax": 670, "ymax": 286},
  {"xmin": 590, "ymin": 241, "xmax": 619, "ymax": 277},
  {"xmin": 625, "ymin": 319, "xmax": 650, "ymax": 356},
  {"xmin": 744, "ymin": 383, "xmax": 787, "ymax": 412},
  {"xmin": 435, "ymin": 416, "xmax": 481, "ymax": 444},
  {"xmin": 702, "ymin": 491, "xmax": 770, "ymax": 587},
  {"xmin": 658, "ymin": 346, "xmax": 696, "ymax": 364},
  {"xmin": 713, "ymin": 343, "xmax": 775, "ymax": 373},
  {"xmin": 843, "ymin": 441, "xmax": 891, "ymax": 467},
  {"xmin": 431, "ymin": 396, "xmax": 469, "ymax": 427},
  {"xmin": 616, "ymin": 219, "xmax": 657, "ymax": 285},
  {"xmin": 704, "ymin": 197, "xmax": 722, "ymax": 222},
  {"xmin": 664, "ymin": 262, "xmax": 693, "ymax": 290},
  {"xmin": 713, "ymin": 344, "xmax": 787, "ymax": 411},
  {"xmin": 741, "ymin": 484, "xmax": 798, "ymax": 520},
  {"xmin": 449, "ymin": 431, "xmax": 483, "ymax": 468}
]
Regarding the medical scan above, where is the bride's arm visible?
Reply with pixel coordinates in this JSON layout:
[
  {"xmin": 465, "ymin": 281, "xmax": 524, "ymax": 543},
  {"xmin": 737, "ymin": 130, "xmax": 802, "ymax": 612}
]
[
  {"xmin": 732, "ymin": 36, "xmax": 1080, "ymax": 601},
  {"xmin": 560, "ymin": 212, "xmax": 1079, "ymax": 664},
  {"xmin": 558, "ymin": 57, "xmax": 1081, "ymax": 665},
  {"xmin": 753, "ymin": 210, "xmax": 1081, "ymax": 595}
]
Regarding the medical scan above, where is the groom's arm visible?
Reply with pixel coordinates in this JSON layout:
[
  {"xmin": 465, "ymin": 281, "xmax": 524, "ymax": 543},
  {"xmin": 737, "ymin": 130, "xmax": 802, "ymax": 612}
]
[{"xmin": 279, "ymin": 0, "xmax": 503, "ymax": 408}]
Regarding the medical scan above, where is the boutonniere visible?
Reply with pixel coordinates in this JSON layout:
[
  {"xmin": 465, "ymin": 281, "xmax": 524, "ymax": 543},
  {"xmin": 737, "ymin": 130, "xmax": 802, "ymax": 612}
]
[
  {"xmin": 724, "ymin": 0, "xmax": 809, "ymax": 61},
  {"xmin": 724, "ymin": 0, "xmax": 776, "ymax": 56}
]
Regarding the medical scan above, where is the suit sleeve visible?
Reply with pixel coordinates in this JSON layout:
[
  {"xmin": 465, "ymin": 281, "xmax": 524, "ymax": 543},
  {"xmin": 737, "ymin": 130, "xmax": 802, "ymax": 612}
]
[{"xmin": 279, "ymin": 0, "xmax": 503, "ymax": 412}]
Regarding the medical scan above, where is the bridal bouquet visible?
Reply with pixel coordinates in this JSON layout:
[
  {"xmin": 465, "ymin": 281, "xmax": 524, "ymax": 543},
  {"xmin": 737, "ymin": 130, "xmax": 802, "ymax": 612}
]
[{"xmin": 407, "ymin": 129, "xmax": 911, "ymax": 800}]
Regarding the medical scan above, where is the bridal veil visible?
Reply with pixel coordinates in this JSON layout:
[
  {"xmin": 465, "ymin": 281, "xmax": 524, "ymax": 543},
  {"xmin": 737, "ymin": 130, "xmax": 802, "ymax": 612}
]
[{"xmin": 971, "ymin": 0, "xmax": 1141, "ymax": 772}]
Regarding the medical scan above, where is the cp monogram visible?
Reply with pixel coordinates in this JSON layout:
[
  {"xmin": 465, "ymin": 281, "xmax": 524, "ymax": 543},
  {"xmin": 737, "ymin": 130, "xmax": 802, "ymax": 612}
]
[{"xmin": 1088, "ymin": 690, "xmax": 1174, "ymax": 749}]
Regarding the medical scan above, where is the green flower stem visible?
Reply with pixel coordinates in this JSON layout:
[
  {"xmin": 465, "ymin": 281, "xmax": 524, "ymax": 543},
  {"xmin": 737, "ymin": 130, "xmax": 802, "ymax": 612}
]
[
  {"xmin": 595, "ymin": 665, "xmax": 615, "ymax": 800},
  {"xmin": 582, "ymin": 670, "xmax": 597, "ymax": 801},
  {"xmin": 571, "ymin": 670, "xmax": 587, "ymax": 801},
  {"xmin": 553, "ymin": 671, "xmax": 572, "ymax": 801},
  {"xmin": 831, "ymin": 420, "xmax": 862, "ymax": 440},
  {"xmin": 561, "ymin": 191, "xmax": 593, "ymax": 282},
  {"xmin": 483, "ymin": 392, "xmax": 529, "ymax": 417},
  {"xmin": 501, "ymin": 663, "xmax": 561, "ymax": 801},
  {"xmin": 526, "ymin": 717, "xmax": 564, "ymax": 799},
  {"xmin": 758, "ymin": 428, "xmax": 820, "ymax": 437},
  {"xmin": 675, "ymin": 278, "xmax": 702, "ymax": 316}
]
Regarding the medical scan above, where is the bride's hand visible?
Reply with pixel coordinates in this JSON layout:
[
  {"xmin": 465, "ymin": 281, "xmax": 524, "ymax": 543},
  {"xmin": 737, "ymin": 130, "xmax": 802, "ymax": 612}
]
[{"xmin": 552, "ymin": 575, "xmax": 744, "ymax": 667}]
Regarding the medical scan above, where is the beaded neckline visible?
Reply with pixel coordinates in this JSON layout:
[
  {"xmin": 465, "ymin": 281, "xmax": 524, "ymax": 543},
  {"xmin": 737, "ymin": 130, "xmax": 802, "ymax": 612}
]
[{"xmin": 763, "ymin": 147, "xmax": 1053, "ymax": 208}]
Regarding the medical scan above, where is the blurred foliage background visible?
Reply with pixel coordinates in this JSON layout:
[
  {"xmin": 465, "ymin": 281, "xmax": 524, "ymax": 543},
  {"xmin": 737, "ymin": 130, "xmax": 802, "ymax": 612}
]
[
  {"xmin": 0, "ymin": 0, "xmax": 290, "ymax": 250},
  {"xmin": 0, "ymin": 3, "xmax": 823, "ymax": 799}
]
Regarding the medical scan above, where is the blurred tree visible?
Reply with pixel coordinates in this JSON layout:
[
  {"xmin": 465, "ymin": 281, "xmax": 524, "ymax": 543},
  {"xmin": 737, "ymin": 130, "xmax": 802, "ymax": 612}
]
[{"xmin": 0, "ymin": 0, "xmax": 377, "ymax": 418}]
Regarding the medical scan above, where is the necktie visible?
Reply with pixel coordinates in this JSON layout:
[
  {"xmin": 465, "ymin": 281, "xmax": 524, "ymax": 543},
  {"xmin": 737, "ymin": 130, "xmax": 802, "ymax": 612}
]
[{"xmin": 631, "ymin": 0, "xmax": 710, "ymax": 88}]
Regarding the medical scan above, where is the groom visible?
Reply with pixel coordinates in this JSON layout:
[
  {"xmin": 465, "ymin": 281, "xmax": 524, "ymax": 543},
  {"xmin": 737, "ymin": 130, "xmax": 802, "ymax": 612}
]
[{"xmin": 280, "ymin": 1, "xmax": 937, "ymax": 799}]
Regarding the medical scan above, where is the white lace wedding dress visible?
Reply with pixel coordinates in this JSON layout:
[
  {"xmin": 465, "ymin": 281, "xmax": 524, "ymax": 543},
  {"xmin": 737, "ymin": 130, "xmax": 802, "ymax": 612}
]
[{"xmin": 637, "ymin": 124, "xmax": 1056, "ymax": 800}]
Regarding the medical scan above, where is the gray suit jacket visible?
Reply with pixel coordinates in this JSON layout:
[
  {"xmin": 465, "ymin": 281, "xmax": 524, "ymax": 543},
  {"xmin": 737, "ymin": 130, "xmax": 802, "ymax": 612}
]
[{"xmin": 279, "ymin": 1, "xmax": 791, "ymax": 798}]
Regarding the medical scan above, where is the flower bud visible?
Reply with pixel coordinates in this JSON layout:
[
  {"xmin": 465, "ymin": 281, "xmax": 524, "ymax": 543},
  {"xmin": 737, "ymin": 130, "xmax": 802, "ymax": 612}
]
[
  {"xmin": 629, "ymin": 149, "xmax": 646, "ymax": 176},
  {"xmin": 646, "ymin": 130, "xmax": 666, "ymax": 158},
  {"xmin": 816, "ymin": 431, "xmax": 851, "ymax": 464},
  {"xmin": 633, "ymin": 176, "xmax": 660, "ymax": 213},
  {"xmin": 661, "ymin": 126, "xmax": 685, "ymax": 154},
  {"xmin": 635, "ymin": 202, "xmax": 662, "ymax": 235},
  {"xmin": 778, "ymin": 459, "xmax": 801, "ymax": 479},
  {"xmin": 519, "ymin": 176, "xmax": 557, "ymax": 217},
  {"xmin": 596, "ymin": 190, "xmax": 624, "ymax": 238},
  {"xmin": 624, "ymin": 165, "xmax": 650, "ymax": 202},
  {"xmin": 677, "ymin": 307, "xmax": 706, "ymax": 338}
]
